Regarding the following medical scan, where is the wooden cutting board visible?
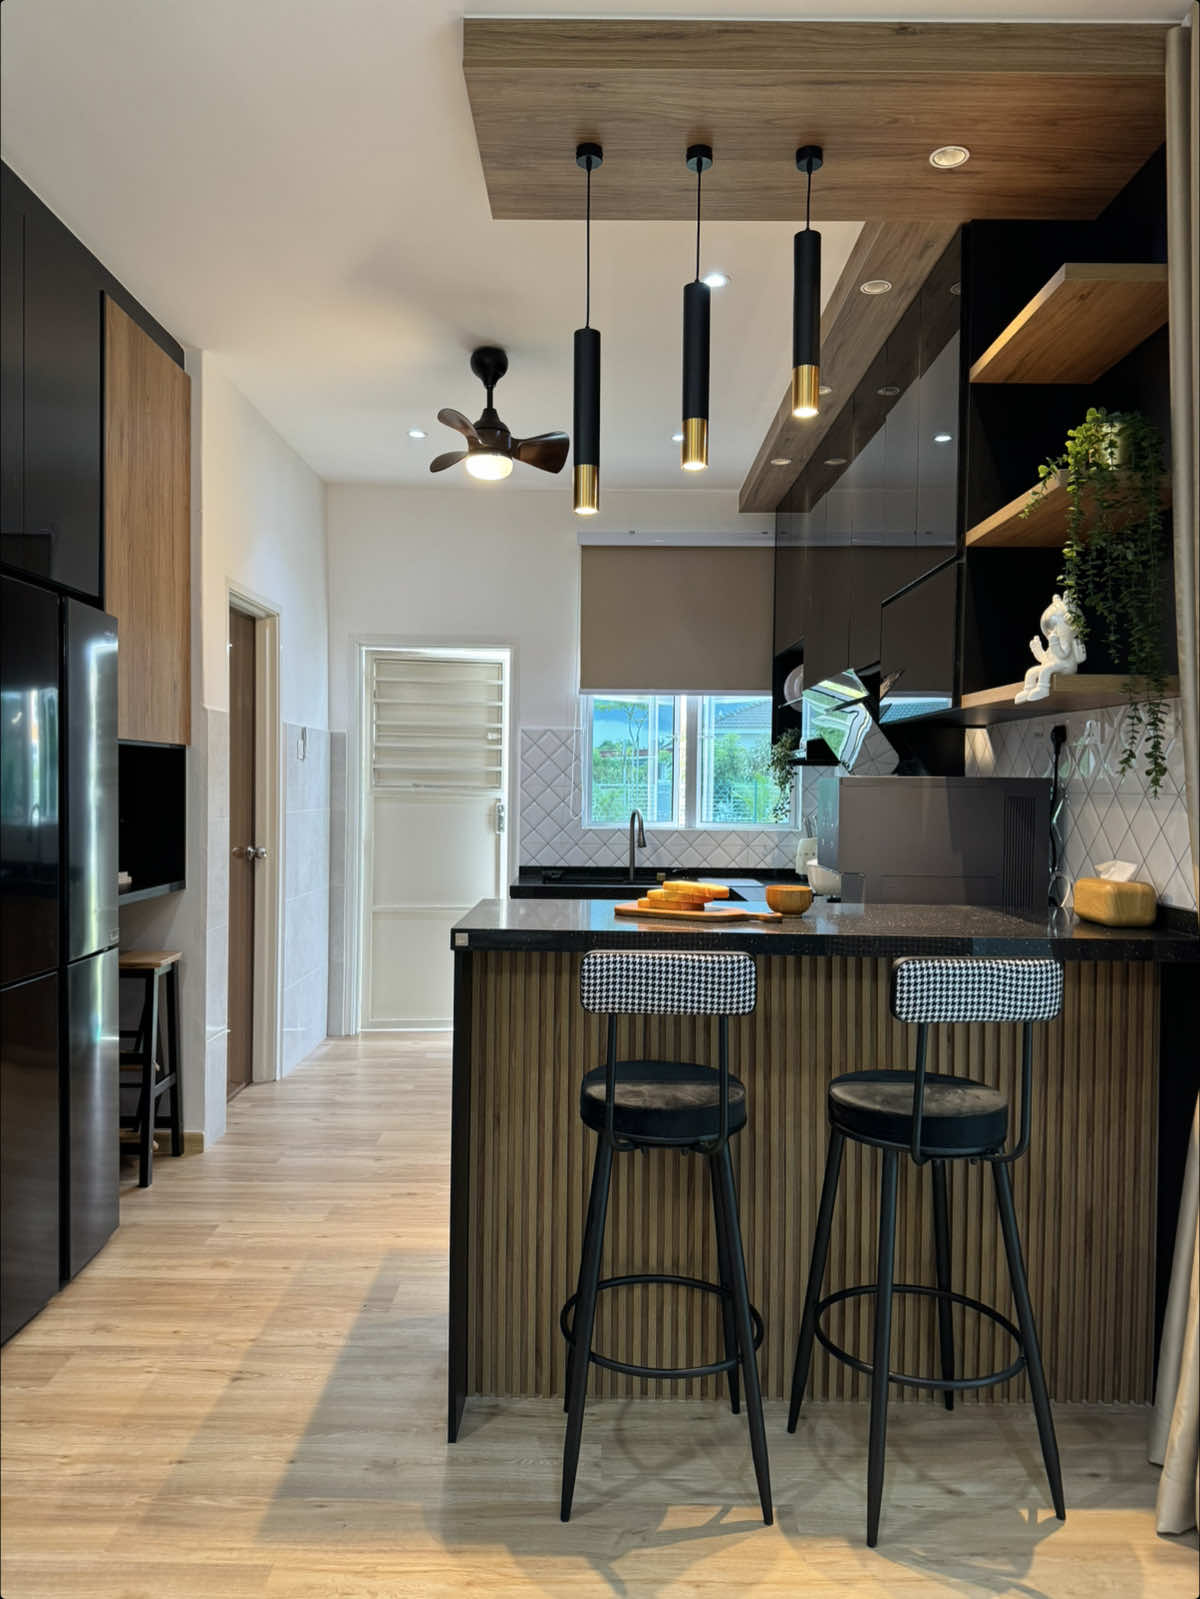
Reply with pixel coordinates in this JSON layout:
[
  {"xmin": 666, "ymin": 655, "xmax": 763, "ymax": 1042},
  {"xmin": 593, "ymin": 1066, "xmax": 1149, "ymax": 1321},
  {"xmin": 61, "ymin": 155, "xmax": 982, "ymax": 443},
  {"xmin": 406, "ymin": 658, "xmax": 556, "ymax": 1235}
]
[{"xmin": 614, "ymin": 900, "xmax": 782, "ymax": 924}]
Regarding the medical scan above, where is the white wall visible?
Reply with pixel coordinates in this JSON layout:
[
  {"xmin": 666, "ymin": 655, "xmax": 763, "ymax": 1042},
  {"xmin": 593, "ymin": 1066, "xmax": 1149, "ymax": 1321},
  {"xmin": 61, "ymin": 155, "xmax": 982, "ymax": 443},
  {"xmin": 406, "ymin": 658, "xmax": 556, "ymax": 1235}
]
[
  {"xmin": 199, "ymin": 356, "xmax": 328, "ymax": 726},
  {"xmin": 325, "ymin": 484, "xmax": 762, "ymax": 734},
  {"xmin": 120, "ymin": 353, "xmax": 330, "ymax": 1145}
]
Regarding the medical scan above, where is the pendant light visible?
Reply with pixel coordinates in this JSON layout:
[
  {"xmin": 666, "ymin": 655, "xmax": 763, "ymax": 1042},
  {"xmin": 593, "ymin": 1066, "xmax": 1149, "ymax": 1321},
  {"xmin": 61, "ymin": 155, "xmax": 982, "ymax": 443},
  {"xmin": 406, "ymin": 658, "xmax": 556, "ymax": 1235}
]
[
  {"xmin": 573, "ymin": 143, "xmax": 602, "ymax": 516},
  {"xmin": 792, "ymin": 144, "xmax": 824, "ymax": 420},
  {"xmin": 681, "ymin": 144, "xmax": 713, "ymax": 471}
]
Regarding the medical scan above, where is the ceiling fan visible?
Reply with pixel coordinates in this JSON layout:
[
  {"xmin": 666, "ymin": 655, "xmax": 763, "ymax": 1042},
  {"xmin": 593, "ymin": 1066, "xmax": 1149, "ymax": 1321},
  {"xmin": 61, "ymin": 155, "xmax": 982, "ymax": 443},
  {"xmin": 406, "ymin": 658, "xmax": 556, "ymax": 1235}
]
[{"xmin": 430, "ymin": 346, "xmax": 569, "ymax": 481}]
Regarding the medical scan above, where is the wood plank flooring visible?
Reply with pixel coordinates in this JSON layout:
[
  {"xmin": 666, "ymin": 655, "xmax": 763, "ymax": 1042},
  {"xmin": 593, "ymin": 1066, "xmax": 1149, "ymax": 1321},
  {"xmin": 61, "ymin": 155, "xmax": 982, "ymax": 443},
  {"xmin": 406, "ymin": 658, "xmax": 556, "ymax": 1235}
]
[{"xmin": 2, "ymin": 1033, "xmax": 1194, "ymax": 1598}]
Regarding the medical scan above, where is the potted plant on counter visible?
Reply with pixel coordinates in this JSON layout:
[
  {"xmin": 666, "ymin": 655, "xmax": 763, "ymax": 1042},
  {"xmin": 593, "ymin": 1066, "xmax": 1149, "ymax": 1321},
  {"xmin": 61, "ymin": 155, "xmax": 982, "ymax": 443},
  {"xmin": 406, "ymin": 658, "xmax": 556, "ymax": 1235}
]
[{"xmin": 1030, "ymin": 407, "xmax": 1170, "ymax": 793}]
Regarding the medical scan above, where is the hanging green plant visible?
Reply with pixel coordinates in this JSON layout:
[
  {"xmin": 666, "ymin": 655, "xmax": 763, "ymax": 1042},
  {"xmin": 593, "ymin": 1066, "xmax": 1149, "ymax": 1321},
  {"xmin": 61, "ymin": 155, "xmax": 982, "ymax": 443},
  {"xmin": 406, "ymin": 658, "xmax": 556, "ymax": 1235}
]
[
  {"xmin": 1027, "ymin": 406, "xmax": 1169, "ymax": 793},
  {"xmin": 768, "ymin": 730, "xmax": 801, "ymax": 799}
]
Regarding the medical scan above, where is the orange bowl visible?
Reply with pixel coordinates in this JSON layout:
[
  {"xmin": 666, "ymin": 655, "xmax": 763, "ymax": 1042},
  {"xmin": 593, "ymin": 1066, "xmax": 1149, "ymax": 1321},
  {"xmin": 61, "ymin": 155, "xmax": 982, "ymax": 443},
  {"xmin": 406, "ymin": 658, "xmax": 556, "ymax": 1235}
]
[{"xmin": 765, "ymin": 884, "xmax": 813, "ymax": 917}]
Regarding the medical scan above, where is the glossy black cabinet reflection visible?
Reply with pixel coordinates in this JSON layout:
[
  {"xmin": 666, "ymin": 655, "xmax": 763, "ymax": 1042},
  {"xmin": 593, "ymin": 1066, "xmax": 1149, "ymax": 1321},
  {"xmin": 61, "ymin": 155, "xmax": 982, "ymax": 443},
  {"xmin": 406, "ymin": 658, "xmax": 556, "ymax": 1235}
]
[
  {"xmin": 63, "ymin": 949, "xmax": 118, "ymax": 1280},
  {"xmin": 1, "ymin": 573, "xmax": 60, "ymax": 986},
  {"xmin": 0, "ymin": 971, "xmax": 60, "ymax": 1343},
  {"xmin": 7, "ymin": 192, "xmax": 103, "ymax": 599}
]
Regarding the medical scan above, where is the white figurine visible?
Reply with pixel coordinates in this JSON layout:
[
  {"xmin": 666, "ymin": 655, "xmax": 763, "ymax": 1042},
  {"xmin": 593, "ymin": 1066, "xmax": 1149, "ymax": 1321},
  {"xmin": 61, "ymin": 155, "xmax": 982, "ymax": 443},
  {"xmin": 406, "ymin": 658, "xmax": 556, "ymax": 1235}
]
[{"xmin": 1015, "ymin": 594, "xmax": 1086, "ymax": 704}]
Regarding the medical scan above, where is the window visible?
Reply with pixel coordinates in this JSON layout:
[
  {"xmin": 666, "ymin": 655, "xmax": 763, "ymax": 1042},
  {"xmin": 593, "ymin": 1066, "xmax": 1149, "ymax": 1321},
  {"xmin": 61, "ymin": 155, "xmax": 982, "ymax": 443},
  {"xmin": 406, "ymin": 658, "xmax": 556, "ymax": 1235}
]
[
  {"xmin": 697, "ymin": 696, "xmax": 789, "ymax": 826},
  {"xmin": 583, "ymin": 695, "xmax": 791, "ymax": 829},
  {"xmin": 586, "ymin": 695, "xmax": 678, "ymax": 825}
]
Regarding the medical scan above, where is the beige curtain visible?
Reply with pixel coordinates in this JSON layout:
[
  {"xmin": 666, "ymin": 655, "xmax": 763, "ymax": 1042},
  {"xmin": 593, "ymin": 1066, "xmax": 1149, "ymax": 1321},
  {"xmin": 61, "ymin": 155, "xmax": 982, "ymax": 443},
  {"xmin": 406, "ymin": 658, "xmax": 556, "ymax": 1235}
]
[{"xmin": 1152, "ymin": 9, "xmax": 1199, "ymax": 1538}]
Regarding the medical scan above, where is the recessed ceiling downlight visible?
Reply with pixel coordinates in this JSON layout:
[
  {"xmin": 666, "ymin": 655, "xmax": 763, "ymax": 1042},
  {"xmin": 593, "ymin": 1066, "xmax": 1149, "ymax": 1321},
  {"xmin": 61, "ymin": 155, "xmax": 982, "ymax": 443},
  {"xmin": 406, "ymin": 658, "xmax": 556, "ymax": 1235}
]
[
  {"xmin": 671, "ymin": 432, "xmax": 685, "ymax": 444},
  {"xmin": 860, "ymin": 279, "xmax": 893, "ymax": 296},
  {"xmin": 930, "ymin": 145, "xmax": 970, "ymax": 169},
  {"xmin": 824, "ymin": 456, "xmax": 848, "ymax": 467},
  {"xmin": 407, "ymin": 427, "xmax": 427, "ymax": 439},
  {"xmin": 770, "ymin": 457, "xmax": 792, "ymax": 466},
  {"xmin": 702, "ymin": 270, "xmax": 729, "ymax": 289},
  {"xmin": 933, "ymin": 432, "xmax": 954, "ymax": 445},
  {"xmin": 877, "ymin": 384, "xmax": 901, "ymax": 398}
]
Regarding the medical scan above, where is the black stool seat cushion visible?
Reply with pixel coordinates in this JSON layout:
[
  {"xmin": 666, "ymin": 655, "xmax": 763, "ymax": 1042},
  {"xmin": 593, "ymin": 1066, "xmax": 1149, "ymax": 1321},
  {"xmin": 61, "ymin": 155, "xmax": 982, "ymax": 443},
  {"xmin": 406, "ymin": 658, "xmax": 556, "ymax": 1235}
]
[
  {"xmin": 580, "ymin": 1059, "xmax": 747, "ymax": 1144},
  {"xmin": 829, "ymin": 1069, "xmax": 1008, "ymax": 1154}
]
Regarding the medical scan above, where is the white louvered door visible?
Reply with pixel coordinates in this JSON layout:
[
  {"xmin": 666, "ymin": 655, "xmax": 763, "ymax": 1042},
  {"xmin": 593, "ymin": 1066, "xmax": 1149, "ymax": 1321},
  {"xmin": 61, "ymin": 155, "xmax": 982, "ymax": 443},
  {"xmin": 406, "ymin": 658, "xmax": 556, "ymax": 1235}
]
[{"xmin": 363, "ymin": 651, "xmax": 507, "ymax": 1028}]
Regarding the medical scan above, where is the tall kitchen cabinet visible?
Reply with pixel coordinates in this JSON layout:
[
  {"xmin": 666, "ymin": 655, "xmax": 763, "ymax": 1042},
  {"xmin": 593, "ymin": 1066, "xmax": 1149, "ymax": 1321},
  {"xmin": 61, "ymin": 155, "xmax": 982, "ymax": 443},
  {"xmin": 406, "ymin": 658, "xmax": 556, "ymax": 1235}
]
[
  {"xmin": 1, "ymin": 164, "xmax": 102, "ymax": 599},
  {"xmin": 104, "ymin": 298, "xmax": 191, "ymax": 745}
]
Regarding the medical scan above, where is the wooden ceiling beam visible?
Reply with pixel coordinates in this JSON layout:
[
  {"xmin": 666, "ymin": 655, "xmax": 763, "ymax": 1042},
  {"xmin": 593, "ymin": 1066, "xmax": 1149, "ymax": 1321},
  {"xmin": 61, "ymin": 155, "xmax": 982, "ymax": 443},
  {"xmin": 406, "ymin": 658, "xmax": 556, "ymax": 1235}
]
[
  {"xmin": 738, "ymin": 222, "xmax": 957, "ymax": 513},
  {"xmin": 463, "ymin": 20, "xmax": 1167, "ymax": 223}
]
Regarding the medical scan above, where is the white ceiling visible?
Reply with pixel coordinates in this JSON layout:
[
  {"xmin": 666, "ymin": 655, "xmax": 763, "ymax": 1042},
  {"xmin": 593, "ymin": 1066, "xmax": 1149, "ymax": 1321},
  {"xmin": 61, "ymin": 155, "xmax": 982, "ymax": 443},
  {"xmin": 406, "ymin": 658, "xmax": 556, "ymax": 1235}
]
[{"xmin": 1, "ymin": 1, "xmax": 1186, "ymax": 491}]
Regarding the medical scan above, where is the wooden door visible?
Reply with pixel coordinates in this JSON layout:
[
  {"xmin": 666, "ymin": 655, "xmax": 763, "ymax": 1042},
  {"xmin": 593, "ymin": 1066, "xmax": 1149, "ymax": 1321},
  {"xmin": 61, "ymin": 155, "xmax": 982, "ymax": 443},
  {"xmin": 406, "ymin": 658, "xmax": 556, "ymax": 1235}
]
[{"xmin": 227, "ymin": 607, "xmax": 256, "ymax": 1097}]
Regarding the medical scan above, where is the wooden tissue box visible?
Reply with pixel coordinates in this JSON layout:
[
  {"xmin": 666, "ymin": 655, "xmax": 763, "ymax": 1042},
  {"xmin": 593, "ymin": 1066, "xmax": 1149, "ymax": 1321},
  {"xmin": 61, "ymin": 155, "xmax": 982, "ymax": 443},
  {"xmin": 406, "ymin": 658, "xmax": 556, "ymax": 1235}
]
[{"xmin": 1074, "ymin": 877, "xmax": 1158, "ymax": 927}]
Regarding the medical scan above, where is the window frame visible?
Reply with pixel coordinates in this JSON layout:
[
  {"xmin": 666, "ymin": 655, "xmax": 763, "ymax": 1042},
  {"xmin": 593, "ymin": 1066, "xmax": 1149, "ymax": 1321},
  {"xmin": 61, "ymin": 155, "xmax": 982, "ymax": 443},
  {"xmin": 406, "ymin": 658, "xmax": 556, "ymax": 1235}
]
[
  {"xmin": 582, "ymin": 693, "xmax": 793, "ymax": 831},
  {"xmin": 582, "ymin": 692, "xmax": 681, "ymax": 829}
]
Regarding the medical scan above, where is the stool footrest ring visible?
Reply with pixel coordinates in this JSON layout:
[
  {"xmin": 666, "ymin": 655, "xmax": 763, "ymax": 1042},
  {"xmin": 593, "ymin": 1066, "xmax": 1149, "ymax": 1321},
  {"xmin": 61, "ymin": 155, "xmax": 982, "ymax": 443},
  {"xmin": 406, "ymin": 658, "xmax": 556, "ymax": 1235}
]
[
  {"xmin": 816, "ymin": 1282, "xmax": 1027, "ymax": 1392},
  {"xmin": 561, "ymin": 1272, "xmax": 764, "ymax": 1382}
]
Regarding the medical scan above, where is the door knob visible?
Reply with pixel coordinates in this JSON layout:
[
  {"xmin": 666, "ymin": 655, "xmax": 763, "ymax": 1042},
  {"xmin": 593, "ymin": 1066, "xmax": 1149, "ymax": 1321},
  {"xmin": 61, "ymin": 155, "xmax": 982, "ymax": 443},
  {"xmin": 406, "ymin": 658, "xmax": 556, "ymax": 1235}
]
[{"xmin": 248, "ymin": 845, "xmax": 268, "ymax": 861}]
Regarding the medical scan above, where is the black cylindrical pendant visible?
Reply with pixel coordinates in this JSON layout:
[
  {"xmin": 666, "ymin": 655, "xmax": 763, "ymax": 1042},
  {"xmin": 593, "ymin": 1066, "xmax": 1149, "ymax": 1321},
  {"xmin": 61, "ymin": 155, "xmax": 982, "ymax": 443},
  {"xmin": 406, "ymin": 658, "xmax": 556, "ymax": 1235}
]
[
  {"xmin": 792, "ymin": 226, "xmax": 822, "ymax": 418},
  {"xmin": 573, "ymin": 325, "xmax": 600, "ymax": 514},
  {"xmin": 681, "ymin": 279, "xmax": 710, "ymax": 470}
]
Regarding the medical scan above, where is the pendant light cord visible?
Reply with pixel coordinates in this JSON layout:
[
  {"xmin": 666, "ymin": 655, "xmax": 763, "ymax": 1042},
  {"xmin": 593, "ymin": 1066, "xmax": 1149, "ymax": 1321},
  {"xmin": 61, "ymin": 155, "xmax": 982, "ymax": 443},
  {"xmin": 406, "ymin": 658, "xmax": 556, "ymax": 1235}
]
[
  {"xmin": 805, "ymin": 162, "xmax": 813, "ymax": 232},
  {"xmin": 585, "ymin": 161, "xmax": 592, "ymax": 329},
  {"xmin": 695, "ymin": 162, "xmax": 703, "ymax": 282}
]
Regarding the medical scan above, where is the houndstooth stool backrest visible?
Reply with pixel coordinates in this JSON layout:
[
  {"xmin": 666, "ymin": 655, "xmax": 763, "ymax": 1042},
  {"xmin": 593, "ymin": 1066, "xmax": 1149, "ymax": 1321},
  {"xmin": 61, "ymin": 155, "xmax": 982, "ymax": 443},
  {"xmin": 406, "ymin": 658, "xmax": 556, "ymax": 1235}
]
[
  {"xmin": 580, "ymin": 951, "xmax": 756, "ymax": 1016},
  {"xmin": 891, "ymin": 957, "xmax": 1063, "ymax": 1025}
]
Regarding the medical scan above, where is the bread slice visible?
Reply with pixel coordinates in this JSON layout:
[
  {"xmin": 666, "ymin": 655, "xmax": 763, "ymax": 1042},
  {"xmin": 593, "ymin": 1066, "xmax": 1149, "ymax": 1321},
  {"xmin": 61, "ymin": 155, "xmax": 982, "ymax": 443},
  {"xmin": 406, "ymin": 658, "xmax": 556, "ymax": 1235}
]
[{"xmin": 660, "ymin": 879, "xmax": 730, "ymax": 901}]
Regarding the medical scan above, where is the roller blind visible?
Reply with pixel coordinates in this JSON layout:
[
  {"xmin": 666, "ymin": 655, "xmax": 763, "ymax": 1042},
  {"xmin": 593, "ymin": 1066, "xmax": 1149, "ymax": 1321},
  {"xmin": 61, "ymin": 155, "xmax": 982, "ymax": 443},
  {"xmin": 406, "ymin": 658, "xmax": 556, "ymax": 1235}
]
[{"xmin": 579, "ymin": 546, "xmax": 774, "ymax": 693}]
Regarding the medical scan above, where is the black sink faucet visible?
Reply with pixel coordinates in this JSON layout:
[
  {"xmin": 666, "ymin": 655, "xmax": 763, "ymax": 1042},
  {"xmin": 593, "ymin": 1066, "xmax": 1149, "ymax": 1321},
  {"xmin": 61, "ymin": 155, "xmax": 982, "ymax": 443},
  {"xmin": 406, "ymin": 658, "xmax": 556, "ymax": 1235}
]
[{"xmin": 627, "ymin": 809, "xmax": 646, "ymax": 881}]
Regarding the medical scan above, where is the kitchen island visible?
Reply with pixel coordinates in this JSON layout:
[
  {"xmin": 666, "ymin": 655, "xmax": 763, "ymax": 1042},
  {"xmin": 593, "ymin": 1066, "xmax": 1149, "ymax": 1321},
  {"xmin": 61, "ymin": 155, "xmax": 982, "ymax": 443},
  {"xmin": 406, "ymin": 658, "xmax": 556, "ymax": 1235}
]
[{"xmin": 447, "ymin": 898, "xmax": 1199, "ymax": 1441}]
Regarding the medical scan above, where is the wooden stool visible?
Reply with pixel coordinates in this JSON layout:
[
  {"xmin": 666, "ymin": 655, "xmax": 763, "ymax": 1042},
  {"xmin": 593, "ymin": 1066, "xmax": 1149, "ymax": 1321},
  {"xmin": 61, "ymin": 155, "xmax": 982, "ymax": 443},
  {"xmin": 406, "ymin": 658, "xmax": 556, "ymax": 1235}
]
[{"xmin": 118, "ymin": 951, "xmax": 184, "ymax": 1188}]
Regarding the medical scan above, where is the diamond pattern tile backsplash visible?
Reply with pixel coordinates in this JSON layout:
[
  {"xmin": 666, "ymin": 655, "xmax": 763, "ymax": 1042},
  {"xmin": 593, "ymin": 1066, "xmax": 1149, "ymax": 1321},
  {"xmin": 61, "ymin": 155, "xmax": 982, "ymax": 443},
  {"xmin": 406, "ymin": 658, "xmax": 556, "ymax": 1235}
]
[
  {"xmin": 964, "ymin": 701, "xmax": 1195, "ymax": 911},
  {"xmin": 519, "ymin": 727, "xmax": 797, "ymax": 871}
]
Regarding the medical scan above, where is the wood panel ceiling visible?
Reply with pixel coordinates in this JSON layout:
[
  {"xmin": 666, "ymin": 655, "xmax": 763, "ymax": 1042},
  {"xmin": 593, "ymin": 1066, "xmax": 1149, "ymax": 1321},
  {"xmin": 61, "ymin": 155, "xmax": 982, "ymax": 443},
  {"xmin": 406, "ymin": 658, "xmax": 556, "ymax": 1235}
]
[{"xmin": 463, "ymin": 20, "xmax": 1168, "ymax": 223}]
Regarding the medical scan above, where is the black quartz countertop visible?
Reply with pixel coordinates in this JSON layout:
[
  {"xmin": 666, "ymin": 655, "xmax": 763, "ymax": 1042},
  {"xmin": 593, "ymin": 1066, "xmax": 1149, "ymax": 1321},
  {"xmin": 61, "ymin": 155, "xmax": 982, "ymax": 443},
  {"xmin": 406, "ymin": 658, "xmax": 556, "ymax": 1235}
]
[{"xmin": 452, "ymin": 896, "xmax": 1200, "ymax": 961}]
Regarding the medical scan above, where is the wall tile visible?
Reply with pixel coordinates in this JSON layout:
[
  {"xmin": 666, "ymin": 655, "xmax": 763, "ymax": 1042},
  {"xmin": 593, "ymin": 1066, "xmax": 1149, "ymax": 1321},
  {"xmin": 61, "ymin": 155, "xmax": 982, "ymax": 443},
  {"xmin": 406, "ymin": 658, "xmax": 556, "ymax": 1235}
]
[
  {"xmin": 965, "ymin": 702, "xmax": 1194, "ymax": 910},
  {"xmin": 518, "ymin": 726, "xmax": 796, "ymax": 871}
]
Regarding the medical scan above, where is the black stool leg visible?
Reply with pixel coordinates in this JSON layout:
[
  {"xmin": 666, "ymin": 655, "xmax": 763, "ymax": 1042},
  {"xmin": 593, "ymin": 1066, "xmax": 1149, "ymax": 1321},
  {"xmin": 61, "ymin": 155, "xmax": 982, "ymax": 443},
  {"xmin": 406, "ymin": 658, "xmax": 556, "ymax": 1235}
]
[
  {"xmin": 788, "ymin": 1127, "xmax": 845, "ymax": 1431},
  {"xmin": 709, "ymin": 1153, "xmax": 740, "ymax": 1415},
  {"xmin": 165, "ymin": 965, "xmax": 183, "ymax": 1156},
  {"xmin": 561, "ymin": 1136, "xmax": 613, "ymax": 1522},
  {"xmin": 992, "ymin": 1159, "xmax": 1065, "ymax": 1520},
  {"xmin": 931, "ymin": 1159, "xmax": 955, "ymax": 1412},
  {"xmin": 139, "ymin": 972, "xmax": 160, "ymax": 1189},
  {"xmin": 715, "ymin": 1144, "xmax": 772, "ymax": 1526},
  {"xmin": 564, "ymin": 1133, "xmax": 611, "ymax": 1414},
  {"xmin": 866, "ymin": 1147, "xmax": 899, "ymax": 1548}
]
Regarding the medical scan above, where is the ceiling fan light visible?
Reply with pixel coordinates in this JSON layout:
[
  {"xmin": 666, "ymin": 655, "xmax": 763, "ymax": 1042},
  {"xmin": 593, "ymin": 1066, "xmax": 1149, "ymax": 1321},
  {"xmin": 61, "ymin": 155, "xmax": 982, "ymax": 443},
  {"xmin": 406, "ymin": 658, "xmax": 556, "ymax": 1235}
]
[{"xmin": 465, "ymin": 451, "xmax": 513, "ymax": 481}]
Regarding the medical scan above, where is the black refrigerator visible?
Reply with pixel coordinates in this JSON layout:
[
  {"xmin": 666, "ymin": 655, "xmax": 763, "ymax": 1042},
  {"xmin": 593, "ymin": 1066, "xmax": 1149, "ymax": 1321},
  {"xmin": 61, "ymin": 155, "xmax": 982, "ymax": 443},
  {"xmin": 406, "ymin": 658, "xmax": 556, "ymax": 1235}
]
[{"xmin": 1, "ymin": 573, "xmax": 118, "ymax": 1342}]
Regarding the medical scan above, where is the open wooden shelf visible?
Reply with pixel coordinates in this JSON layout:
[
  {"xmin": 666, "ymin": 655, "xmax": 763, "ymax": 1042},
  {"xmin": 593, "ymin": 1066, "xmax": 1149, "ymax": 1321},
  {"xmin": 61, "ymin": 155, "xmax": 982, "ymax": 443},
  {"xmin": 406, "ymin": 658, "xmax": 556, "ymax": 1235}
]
[
  {"xmin": 969, "ymin": 263, "xmax": 1168, "ymax": 385},
  {"xmin": 935, "ymin": 675, "xmax": 1180, "ymax": 728},
  {"xmin": 965, "ymin": 470, "xmax": 1172, "ymax": 548}
]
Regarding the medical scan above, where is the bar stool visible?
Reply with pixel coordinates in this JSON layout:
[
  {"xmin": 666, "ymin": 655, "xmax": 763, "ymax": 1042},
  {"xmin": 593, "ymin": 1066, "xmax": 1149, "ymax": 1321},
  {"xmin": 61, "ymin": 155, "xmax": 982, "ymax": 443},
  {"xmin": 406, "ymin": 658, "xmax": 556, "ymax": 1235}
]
[
  {"xmin": 787, "ymin": 956, "xmax": 1066, "ymax": 1546},
  {"xmin": 118, "ymin": 950, "xmax": 184, "ymax": 1188},
  {"xmin": 560, "ymin": 950, "xmax": 772, "ymax": 1525}
]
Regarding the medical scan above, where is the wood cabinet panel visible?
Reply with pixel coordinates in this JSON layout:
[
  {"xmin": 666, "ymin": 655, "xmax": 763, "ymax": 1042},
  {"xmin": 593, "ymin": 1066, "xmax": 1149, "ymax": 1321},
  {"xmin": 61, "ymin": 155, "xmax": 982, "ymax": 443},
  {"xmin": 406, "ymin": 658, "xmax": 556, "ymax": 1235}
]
[
  {"xmin": 104, "ymin": 298, "xmax": 190, "ymax": 744},
  {"xmin": 465, "ymin": 953, "xmax": 1158, "ymax": 1405}
]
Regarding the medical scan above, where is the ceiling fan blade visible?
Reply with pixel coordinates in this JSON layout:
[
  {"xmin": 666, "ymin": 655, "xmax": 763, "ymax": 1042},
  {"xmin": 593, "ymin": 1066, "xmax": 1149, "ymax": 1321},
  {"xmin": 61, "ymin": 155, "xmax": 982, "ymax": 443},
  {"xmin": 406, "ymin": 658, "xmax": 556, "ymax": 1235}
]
[
  {"xmin": 437, "ymin": 408, "xmax": 481, "ymax": 444},
  {"xmin": 429, "ymin": 450, "xmax": 468, "ymax": 473},
  {"xmin": 513, "ymin": 431, "xmax": 569, "ymax": 474}
]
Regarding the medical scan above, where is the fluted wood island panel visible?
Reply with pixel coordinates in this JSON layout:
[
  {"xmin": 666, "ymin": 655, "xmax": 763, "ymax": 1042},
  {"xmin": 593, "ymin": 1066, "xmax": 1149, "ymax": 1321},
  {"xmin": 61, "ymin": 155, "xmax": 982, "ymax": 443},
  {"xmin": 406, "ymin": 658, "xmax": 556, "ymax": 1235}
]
[{"xmin": 460, "ymin": 952, "xmax": 1157, "ymax": 1414}]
